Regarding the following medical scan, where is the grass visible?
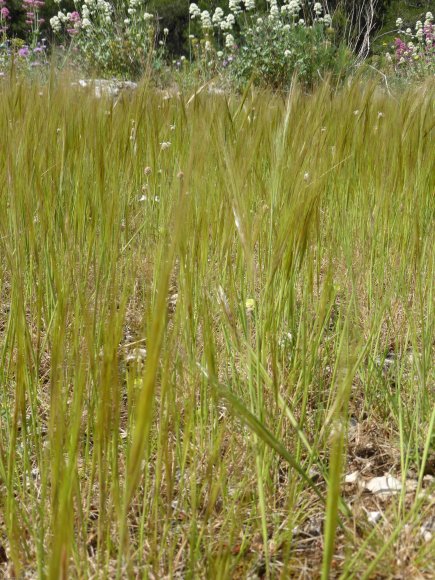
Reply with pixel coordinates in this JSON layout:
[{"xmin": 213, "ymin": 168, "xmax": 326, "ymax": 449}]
[{"xmin": 0, "ymin": 73, "xmax": 434, "ymax": 578}]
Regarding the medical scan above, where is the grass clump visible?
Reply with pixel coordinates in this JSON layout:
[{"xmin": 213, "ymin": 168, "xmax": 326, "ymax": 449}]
[{"xmin": 0, "ymin": 75, "xmax": 434, "ymax": 578}]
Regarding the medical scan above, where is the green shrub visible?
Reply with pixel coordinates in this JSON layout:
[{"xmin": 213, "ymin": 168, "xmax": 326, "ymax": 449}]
[
  {"xmin": 228, "ymin": 16, "xmax": 352, "ymax": 89},
  {"xmin": 188, "ymin": 1, "xmax": 354, "ymax": 90},
  {"xmin": 50, "ymin": 0, "xmax": 165, "ymax": 79}
]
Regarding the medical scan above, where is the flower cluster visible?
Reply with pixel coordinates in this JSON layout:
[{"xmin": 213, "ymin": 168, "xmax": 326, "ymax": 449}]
[
  {"xmin": 388, "ymin": 12, "xmax": 434, "ymax": 79},
  {"xmin": 186, "ymin": 0, "xmax": 338, "ymax": 88},
  {"xmin": 0, "ymin": 0, "xmax": 9, "ymax": 40},
  {"xmin": 1, "ymin": 0, "xmax": 47, "ymax": 76},
  {"xmin": 50, "ymin": 0, "xmax": 161, "ymax": 78},
  {"xmin": 189, "ymin": 0, "xmax": 332, "ymax": 58}
]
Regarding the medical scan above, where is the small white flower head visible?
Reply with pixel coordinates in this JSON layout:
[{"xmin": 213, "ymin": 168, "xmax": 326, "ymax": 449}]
[
  {"xmin": 189, "ymin": 3, "xmax": 201, "ymax": 19},
  {"xmin": 229, "ymin": 0, "xmax": 242, "ymax": 15},
  {"xmin": 283, "ymin": 24, "xmax": 291, "ymax": 31},
  {"xmin": 303, "ymin": 171, "xmax": 310, "ymax": 181},
  {"xmin": 256, "ymin": 17, "xmax": 263, "ymax": 25},
  {"xmin": 298, "ymin": 18, "xmax": 305, "ymax": 26},
  {"xmin": 396, "ymin": 17, "xmax": 403, "ymax": 29},
  {"xmin": 426, "ymin": 12, "xmax": 433, "ymax": 22},
  {"xmin": 143, "ymin": 12, "xmax": 153, "ymax": 22},
  {"xmin": 212, "ymin": 7, "xmax": 224, "ymax": 24},
  {"xmin": 50, "ymin": 15, "xmax": 62, "ymax": 32},
  {"xmin": 324, "ymin": 13, "xmax": 332, "ymax": 26},
  {"xmin": 124, "ymin": 18, "xmax": 130, "ymax": 24},
  {"xmin": 163, "ymin": 27, "xmax": 169, "ymax": 35},
  {"xmin": 220, "ymin": 13, "xmax": 235, "ymax": 30},
  {"xmin": 205, "ymin": 40, "xmax": 211, "ymax": 51},
  {"xmin": 405, "ymin": 27, "xmax": 411, "ymax": 35},
  {"xmin": 284, "ymin": 49, "xmax": 291, "ymax": 57},
  {"xmin": 217, "ymin": 50, "xmax": 223, "ymax": 58},
  {"xmin": 313, "ymin": 2, "xmax": 323, "ymax": 16},
  {"xmin": 200, "ymin": 10, "xmax": 212, "ymax": 30},
  {"xmin": 225, "ymin": 33, "xmax": 235, "ymax": 48},
  {"xmin": 160, "ymin": 141, "xmax": 171, "ymax": 150},
  {"xmin": 415, "ymin": 20, "xmax": 422, "ymax": 30},
  {"xmin": 81, "ymin": 17, "xmax": 91, "ymax": 28},
  {"xmin": 416, "ymin": 27, "xmax": 423, "ymax": 40},
  {"xmin": 385, "ymin": 52, "xmax": 392, "ymax": 62},
  {"xmin": 288, "ymin": 0, "xmax": 301, "ymax": 15},
  {"xmin": 269, "ymin": 0, "xmax": 279, "ymax": 19},
  {"xmin": 127, "ymin": 8, "xmax": 135, "ymax": 15},
  {"xmin": 377, "ymin": 111, "xmax": 384, "ymax": 119},
  {"xmin": 244, "ymin": 0, "xmax": 255, "ymax": 11}
]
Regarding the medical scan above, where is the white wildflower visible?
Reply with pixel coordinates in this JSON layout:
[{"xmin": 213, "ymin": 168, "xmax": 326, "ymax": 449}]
[
  {"xmin": 269, "ymin": 0, "xmax": 279, "ymax": 19},
  {"xmin": 200, "ymin": 10, "xmax": 212, "ymax": 29},
  {"xmin": 229, "ymin": 0, "xmax": 242, "ymax": 14},
  {"xmin": 396, "ymin": 17, "xmax": 403, "ymax": 29},
  {"xmin": 313, "ymin": 2, "xmax": 322, "ymax": 16},
  {"xmin": 324, "ymin": 13, "xmax": 332, "ymax": 26},
  {"xmin": 225, "ymin": 33, "xmax": 235, "ymax": 48},
  {"xmin": 50, "ymin": 15, "xmax": 62, "ymax": 32},
  {"xmin": 212, "ymin": 7, "xmax": 224, "ymax": 25},
  {"xmin": 244, "ymin": 0, "xmax": 255, "ymax": 10},
  {"xmin": 189, "ymin": 3, "xmax": 201, "ymax": 19},
  {"xmin": 288, "ymin": 0, "xmax": 301, "ymax": 15},
  {"xmin": 220, "ymin": 14, "xmax": 235, "ymax": 31}
]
